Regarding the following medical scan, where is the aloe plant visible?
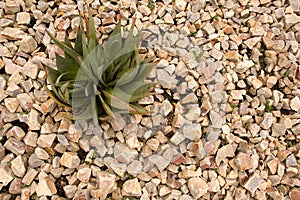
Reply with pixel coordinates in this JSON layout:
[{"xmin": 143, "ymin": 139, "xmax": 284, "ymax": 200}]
[{"xmin": 44, "ymin": 12, "xmax": 155, "ymax": 126}]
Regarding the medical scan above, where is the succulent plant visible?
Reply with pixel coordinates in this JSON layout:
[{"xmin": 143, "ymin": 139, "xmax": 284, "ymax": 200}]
[{"xmin": 44, "ymin": 12, "xmax": 155, "ymax": 126}]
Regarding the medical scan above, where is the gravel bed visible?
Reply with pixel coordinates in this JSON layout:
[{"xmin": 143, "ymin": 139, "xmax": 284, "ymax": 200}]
[{"xmin": 0, "ymin": 0, "xmax": 300, "ymax": 199}]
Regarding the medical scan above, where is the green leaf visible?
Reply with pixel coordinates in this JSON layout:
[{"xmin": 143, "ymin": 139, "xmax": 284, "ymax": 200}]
[
  {"xmin": 56, "ymin": 53, "xmax": 80, "ymax": 80},
  {"xmin": 111, "ymin": 21, "xmax": 121, "ymax": 37},
  {"xmin": 99, "ymin": 94, "xmax": 115, "ymax": 118},
  {"xmin": 87, "ymin": 10, "xmax": 97, "ymax": 52},
  {"xmin": 46, "ymin": 30, "xmax": 83, "ymax": 66},
  {"xmin": 74, "ymin": 28, "xmax": 84, "ymax": 56},
  {"xmin": 91, "ymin": 95, "xmax": 99, "ymax": 126}
]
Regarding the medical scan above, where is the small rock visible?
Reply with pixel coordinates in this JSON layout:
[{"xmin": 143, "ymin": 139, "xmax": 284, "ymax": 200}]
[
  {"xmin": 7, "ymin": 126, "xmax": 25, "ymax": 140},
  {"xmin": 149, "ymin": 155, "xmax": 170, "ymax": 171},
  {"xmin": 290, "ymin": 188, "xmax": 300, "ymax": 200},
  {"xmin": 63, "ymin": 185, "xmax": 77, "ymax": 199},
  {"xmin": 243, "ymin": 174, "xmax": 263, "ymax": 193},
  {"xmin": 216, "ymin": 144, "xmax": 235, "ymax": 165},
  {"xmin": 11, "ymin": 155, "xmax": 26, "ymax": 177},
  {"xmin": 27, "ymin": 109, "xmax": 41, "ymax": 130},
  {"xmin": 114, "ymin": 142, "xmax": 138, "ymax": 164},
  {"xmin": 108, "ymin": 113, "xmax": 126, "ymax": 131},
  {"xmin": 22, "ymin": 168, "xmax": 38, "ymax": 185},
  {"xmin": 290, "ymin": 96, "xmax": 300, "ymax": 112},
  {"xmin": 210, "ymin": 49, "xmax": 223, "ymax": 60},
  {"xmin": 161, "ymin": 99, "xmax": 173, "ymax": 116},
  {"xmin": 37, "ymin": 134, "xmax": 56, "ymax": 148},
  {"xmin": 16, "ymin": 93, "xmax": 33, "ymax": 111},
  {"xmin": 183, "ymin": 124, "xmax": 202, "ymax": 141},
  {"xmin": 203, "ymin": 23, "xmax": 215, "ymax": 35},
  {"xmin": 4, "ymin": 98, "xmax": 19, "ymax": 112},
  {"xmin": 271, "ymin": 123, "xmax": 286, "ymax": 137},
  {"xmin": 266, "ymin": 76, "xmax": 277, "ymax": 88},
  {"xmin": 157, "ymin": 69, "xmax": 177, "ymax": 89},
  {"xmin": 19, "ymin": 36, "xmax": 37, "ymax": 53},
  {"xmin": 127, "ymin": 160, "xmax": 143, "ymax": 176},
  {"xmin": 4, "ymin": 137, "xmax": 25, "ymax": 155},
  {"xmin": 139, "ymin": 5, "xmax": 151, "ymax": 16},
  {"xmin": 35, "ymin": 147, "xmax": 49, "ymax": 160},
  {"xmin": 244, "ymin": 37, "xmax": 261, "ymax": 49},
  {"xmin": 236, "ymin": 153, "xmax": 254, "ymax": 170},
  {"xmin": 0, "ymin": 165, "xmax": 14, "ymax": 186},
  {"xmin": 286, "ymin": 154, "xmax": 297, "ymax": 167},
  {"xmin": 60, "ymin": 152, "xmax": 80, "ymax": 168},
  {"xmin": 260, "ymin": 113, "xmax": 273, "ymax": 129},
  {"xmin": 77, "ymin": 168, "xmax": 91, "ymax": 183},
  {"xmin": 36, "ymin": 177, "xmax": 57, "ymax": 196},
  {"xmin": 170, "ymin": 132, "xmax": 185, "ymax": 145},
  {"xmin": 4, "ymin": 1, "xmax": 20, "ymax": 14},
  {"xmin": 188, "ymin": 177, "xmax": 209, "ymax": 199},
  {"xmin": 9, "ymin": 178, "xmax": 22, "ymax": 194},
  {"xmin": 164, "ymin": 13, "xmax": 174, "ymax": 24},
  {"xmin": 22, "ymin": 61, "xmax": 39, "ymax": 79},
  {"xmin": 122, "ymin": 178, "xmax": 142, "ymax": 197},
  {"xmin": 267, "ymin": 159, "xmax": 279, "ymax": 174},
  {"xmin": 230, "ymin": 90, "xmax": 245, "ymax": 100},
  {"xmin": 16, "ymin": 12, "xmax": 31, "ymax": 25},
  {"xmin": 285, "ymin": 14, "xmax": 300, "ymax": 29},
  {"xmin": 92, "ymin": 171, "xmax": 116, "ymax": 199},
  {"xmin": 174, "ymin": 0, "xmax": 187, "ymax": 11}
]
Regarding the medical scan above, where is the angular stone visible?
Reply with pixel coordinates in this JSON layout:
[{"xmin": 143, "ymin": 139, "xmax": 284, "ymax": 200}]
[
  {"xmin": 174, "ymin": 0, "xmax": 187, "ymax": 11},
  {"xmin": 127, "ymin": 160, "xmax": 143, "ymax": 176},
  {"xmin": 216, "ymin": 144, "xmax": 235, "ymax": 165},
  {"xmin": 5, "ymin": 1, "xmax": 20, "ymax": 14},
  {"xmin": 35, "ymin": 147, "xmax": 49, "ymax": 160},
  {"xmin": 188, "ymin": 177, "xmax": 208, "ymax": 199},
  {"xmin": 236, "ymin": 152, "xmax": 254, "ymax": 170},
  {"xmin": 271, "ymin": 123, "xmax": 286, "ymax": 137},
  {"xmin": 60, "ymin": 152, "xmax": 80, "ymax": 169},
  {"xmin": 9, "ymin": 178, "xmax": 22, "ymax": 194},
  {"xmin": 11, "ymin": 155, "xmax": 26, "ymax": 177},
  {"xmin": 27, "ymin": 109, "xmax": 41, "ymax": 130},
  {"xmin": 22, "ymin": 61, "xmax": 39, "ymax": 79},
  {"xmin": 23, "ymin": 131, "xmax": 38, "ymax": 147},
  {"xmin": 244, "ymin": 37, "xmax": 261, "ymax": 49},
  {"xmin": 19, "ymin": 36, "xmax": 37, "ymax": 53},
  {"xmin": 63, "ymin": 185, "xmax": 77, "ymax": 199},
  {"xmin": 0, "ymin": 165, "xmax": 14, "ymax": 186},
  {"xmin": 149, "ymin": 155, "xmax": 170, "ymax": 171},
  {"xmin": 4, "ymin": 98, "xmax": 19, "ymax": 112},
  {"xmin": 6, "ymin": 126, "xmax": 25, "ymax": 140},
  {"xmin": 243, "ymin": 174, "xmax": 263, "ymax": 193},
  {"xmin": 36, "ymin": 177, "xmax": 57, "ymax": 196},
  {"xmin": 290, "ymin": 188, "xmax": 300, "ymax": 200},
  {"xmin": 28, "ymin": 154, "xmax": 44, "ymax": 168},
  {"xmin": 4, "ymin": 137, "xmax": 25, "ymax": 155},
  {"xmin": 77, "ymin": 168, "xmax": 91, "ymax": 183},
  {"xmin": 16, "ymin": 12, "xmax": 31, "ymax": 25},
  {"xmin": 161, "ymin": 99, "xmax": 173, "ymax": 116},
  {"xmin": 16, "ymin": 93, "xmax": 33, "ymax": 111},
  {"xmin": 157, "ymin": 69, "xmax": 177, "ymax": 89},
  {"xmin": 163, "ymin": 13, "xmax": 173, "ymax": 24},
  {"xmin": 91, "ymin": 171, "xmax": 116, "ymax": 199},
  {"xmin": 260, "ymin": 113, "xmax": 273, "ymax": 129},
  {"xmin": 170, "ymin": 132, "xmax": 185, "ymax": 145},
  {"xmin": 114, "ymin": 142, "xmax": 138, "ymax": 164},
  {"xmin": 290, "ymin": 96, "xmax": 300, "ymax": 112},
  {"xmin": 22, "ymin": 168, "xmax": 38, "ymax": 185},
  {"xmin": 285, "ymin": 14, "xmax": 300, "ymax": 29},
  {"xmin": 267, "ymin": 159, "xmax": 279, "ymax": 175},
  {"xmin": 37, "ymin": 134, "xmax": 56, "ymax": 148},
  {"xmin": 108, "ymin": 113, "xmax": 126, "ymax": 131},
  {"xmin": 122, "ymin": 178, "xmax": 142, "ymax": 197},
  {"xmin": 183, "ymin": 124, "xmax": 202, "ymax": 141}
]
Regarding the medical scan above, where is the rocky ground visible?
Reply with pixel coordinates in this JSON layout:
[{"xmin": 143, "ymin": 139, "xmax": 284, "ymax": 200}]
[{"xmin": 1, "ymin": 0, "xmax": 300, "ymax": 199}]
